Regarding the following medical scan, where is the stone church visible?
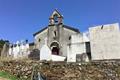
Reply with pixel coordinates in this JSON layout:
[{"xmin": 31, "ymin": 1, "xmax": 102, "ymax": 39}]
[
  {"xmin": 33, "ymin": 10, "xmax": 81, "ymax": 57},
  {"xmin": 3, "ymin": 10, "xmax": 120, "ymax": 62}
]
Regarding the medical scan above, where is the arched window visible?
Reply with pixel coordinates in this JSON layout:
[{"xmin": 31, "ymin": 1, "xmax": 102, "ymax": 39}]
[
  {"xmin": 54, "ymin": 30, "xmax": 56, "ymax": 37},
  {"xmin": 69, "ymin": 36, "xmax": 71, "ymax": 40},
  {"xmin": 38, "ymin": 38, "xmax": 41, "ymax": 42}
]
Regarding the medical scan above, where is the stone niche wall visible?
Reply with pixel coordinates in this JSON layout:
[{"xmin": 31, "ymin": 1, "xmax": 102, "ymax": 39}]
[{"xmin": 0, "ymin": 60, "xmax": 120, "ymax": 80}]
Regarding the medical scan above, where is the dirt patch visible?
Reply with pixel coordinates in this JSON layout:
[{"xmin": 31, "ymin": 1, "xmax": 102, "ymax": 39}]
[{"xmin": 0, "ymin": 77, "xmax": 9, "ymax": 80}]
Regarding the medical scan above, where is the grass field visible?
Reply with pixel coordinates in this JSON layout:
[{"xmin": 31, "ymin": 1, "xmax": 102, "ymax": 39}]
[{"xmin": 0, "ymin": 71, "xmax": 19, "ymax": 80}]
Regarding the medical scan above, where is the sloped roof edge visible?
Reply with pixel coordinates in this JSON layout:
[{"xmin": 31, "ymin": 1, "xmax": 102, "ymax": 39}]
[
  {"xmin": 33, "ymin": 25, "xmax": 80, "ymax": 37},
  {"xmin": 33, "ymin": 27, "xmax": 48, "ymax": 36},
  {"xmin": 63, "ymin": 25, "xmax": 80, "ymax": 33}
]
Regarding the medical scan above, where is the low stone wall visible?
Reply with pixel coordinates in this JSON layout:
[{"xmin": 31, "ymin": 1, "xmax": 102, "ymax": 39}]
[{"xmin": 0, "ymin": 60, "xmax": 120, "ymax": 80}]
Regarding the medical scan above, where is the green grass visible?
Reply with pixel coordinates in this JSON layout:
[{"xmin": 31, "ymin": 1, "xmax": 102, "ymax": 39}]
[{"xmin": 0, "ymin": 71, "xmax": 19, "ymax": 80}]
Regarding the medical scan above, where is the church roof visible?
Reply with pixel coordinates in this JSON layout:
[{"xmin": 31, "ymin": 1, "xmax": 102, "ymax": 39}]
[
  {"xmin": 33, "ymin": 27, "xmax": 48, "ymax": 36},
  {"xmin": 33, "ymin": 25, "xmax": 80, "ymax": 36},
  {"xmin": 63, "ymin": 25, "xmax": 80, "ymax": 33}
]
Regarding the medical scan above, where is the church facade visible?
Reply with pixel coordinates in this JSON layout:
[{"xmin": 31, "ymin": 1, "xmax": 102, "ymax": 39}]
[{"xmin": 33, "ymin": 10, "xmax": 90, "ymax": 62}]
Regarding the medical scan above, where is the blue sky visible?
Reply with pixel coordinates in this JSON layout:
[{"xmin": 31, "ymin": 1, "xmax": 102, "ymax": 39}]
[{"xmin": 0, "ymin": 0, "xmax": 120, "ymax": 43}]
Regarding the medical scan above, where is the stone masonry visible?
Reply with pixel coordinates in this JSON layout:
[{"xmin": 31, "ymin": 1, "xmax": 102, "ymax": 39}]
[{"xmin": 1, "ymin": 60, "xmax": 120, "ymax": 80}]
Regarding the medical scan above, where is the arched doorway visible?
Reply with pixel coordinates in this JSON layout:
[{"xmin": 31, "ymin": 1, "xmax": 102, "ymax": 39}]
[
  {"xmin": 52, "ymin": 47, "xmax": 59, "ymax": 55},
  {"xmin": 50, "ymin": 42, "xmax": 59, "ymax": 55}
]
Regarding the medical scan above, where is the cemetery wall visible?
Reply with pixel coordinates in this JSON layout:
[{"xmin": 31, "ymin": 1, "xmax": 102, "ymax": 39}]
[
  {"xmin": 0, "ymin": 60, "xmax": 120, "ymax": 80},
  {"xmin": 89, "ymin": 23, "xmax": 120, "ymax": 60}
]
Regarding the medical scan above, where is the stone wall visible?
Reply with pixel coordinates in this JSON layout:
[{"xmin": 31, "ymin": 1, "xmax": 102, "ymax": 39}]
[
  {"xmin": 34, "ymin": 28, "xmax": 48, "ymax": 49},
  {"xmin": 0, "ymin": 60, "xmax": 120, "ymax": 80}
]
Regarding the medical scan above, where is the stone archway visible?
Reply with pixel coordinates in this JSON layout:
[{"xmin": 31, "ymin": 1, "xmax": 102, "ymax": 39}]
[{"xmin": 50, "ymin": 42, "xmax": 59, "ymax": 55}]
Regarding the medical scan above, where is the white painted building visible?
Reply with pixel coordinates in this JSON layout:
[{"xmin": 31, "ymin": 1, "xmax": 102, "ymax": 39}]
[
  {"xmin": 67, "ymin": 33, "xmax": 91, "ymax": 62},
  {"xmin": 89, "ymin": 23, "xmax": 120, "ymax": 60}
]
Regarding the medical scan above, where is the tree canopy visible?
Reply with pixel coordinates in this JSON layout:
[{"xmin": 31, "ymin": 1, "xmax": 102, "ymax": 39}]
[
  {"xmin": 0, "ymin": 39, "xmax": 9, "ymax": 54},
  {"xmin": 0, "ymin": 39, "xmax": 9, "ymax": 48}
]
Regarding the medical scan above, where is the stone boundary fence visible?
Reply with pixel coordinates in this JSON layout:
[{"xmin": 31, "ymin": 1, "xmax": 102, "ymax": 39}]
[{"xmin": 0, "ymin": 60, "xmax": 120, "ymax": 80}]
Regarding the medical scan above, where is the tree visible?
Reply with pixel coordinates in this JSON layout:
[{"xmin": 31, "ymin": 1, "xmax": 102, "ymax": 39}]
[
  {"xmin": 0, "ymin": 39, "xmax": 9, "ymax": 55},
  {"xmin": 0, "ymin": 39, "xmax": 9, "ymax": 47}
]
